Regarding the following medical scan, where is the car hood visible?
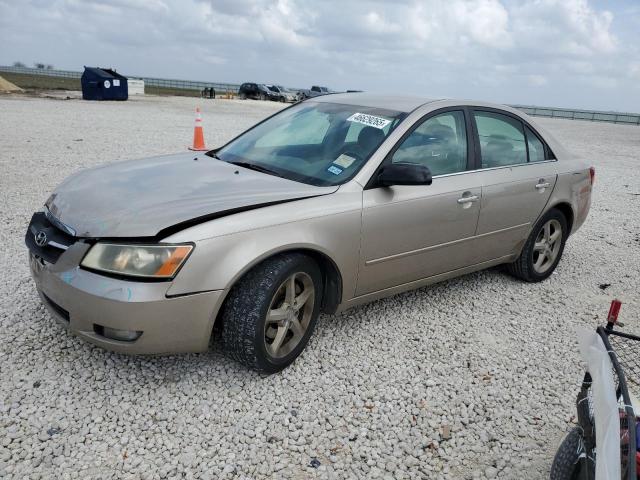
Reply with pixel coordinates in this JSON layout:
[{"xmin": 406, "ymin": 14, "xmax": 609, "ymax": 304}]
[{"xmin": 45, "ymin": 152, "xmax": 337, "ymax": 238}]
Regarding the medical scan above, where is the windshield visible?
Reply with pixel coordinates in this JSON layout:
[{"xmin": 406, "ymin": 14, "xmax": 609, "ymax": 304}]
[{"xmin": 212, "ymin": 102, "xmax": 407, "ymax": 186}]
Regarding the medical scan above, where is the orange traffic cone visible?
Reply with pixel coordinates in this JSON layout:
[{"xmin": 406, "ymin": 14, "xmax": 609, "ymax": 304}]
[{"xmin": 188, "ymin": 107, "xmax": 208, "ymax": 151}]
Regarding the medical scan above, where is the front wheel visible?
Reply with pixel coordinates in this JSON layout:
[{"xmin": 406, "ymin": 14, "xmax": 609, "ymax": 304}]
[
  {"xmin": 221, "ymin": 254, "xmax": 323, "ymax": 373},
  {"xmin": 550, "ymin": 427, "xmax": 587, "ymax": 480},
  {"xmin": 507, "ymin": 208, "xmax": 568, "ymax": 282}
]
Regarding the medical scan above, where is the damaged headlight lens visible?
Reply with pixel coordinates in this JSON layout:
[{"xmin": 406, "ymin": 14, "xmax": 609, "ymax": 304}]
[{"xmin": 81, "ymin": 244, "xmax": 193, "ymax": 279}]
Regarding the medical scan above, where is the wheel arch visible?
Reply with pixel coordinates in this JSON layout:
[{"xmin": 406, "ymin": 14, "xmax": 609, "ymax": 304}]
[
  {"xmin": 216, "ymin": 245, "xmax": 344, "ymax": 321},
  {"xmin": 549, "ymin": 201, "xmax": 574, "ymax": 235}
]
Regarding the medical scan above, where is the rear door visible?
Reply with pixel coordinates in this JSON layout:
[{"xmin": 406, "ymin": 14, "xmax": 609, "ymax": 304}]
[{"xmin": 470, "ymin": 109, "xmax": 558, "ymax": 261}]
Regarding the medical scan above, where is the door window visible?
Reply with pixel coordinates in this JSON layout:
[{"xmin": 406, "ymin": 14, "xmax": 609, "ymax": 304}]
[
  {"xmin": 474, "ymin": 111, "xmax": 527, "ymax": 168},
  {"xmin": 525, "ymin": 126, "xmax": 546, "ymax": 162},
  {"xmin": 391, "ymin": 111, "xmax": 468, "ymax": 176}
]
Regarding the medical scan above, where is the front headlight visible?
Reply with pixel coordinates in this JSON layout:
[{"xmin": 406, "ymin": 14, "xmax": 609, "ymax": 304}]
[{"xmin": 81, "ymin": 243, "xmax": 193, "ymax": 279}]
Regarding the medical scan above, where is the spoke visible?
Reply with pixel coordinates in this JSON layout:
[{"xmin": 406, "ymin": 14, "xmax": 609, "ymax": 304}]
[
  {"xmin": 543, "ymin": 222, "xmax": 551, "ymax": 242},
  {"xmin": 269, "ymin": 326, "xmax": 287, "ymax": 354},
  {"xmin": 267, "ymin": 307, "xmax": 288, "ymax": 323},
  {"xmin": 264, "ymin": 272, "xmax": 314, "ymax": 358},
  {"xmin": 533, "ymin": 241, "xmax": 546, "ymax": 252},
  {"xmin": 293, "ymin": 288, "xmax": 312, "ymax": 310},
  {"xmin": 289, "ymin": 316, "xmax": 305, "ymax": 337},
  {"xmin": 285, "ymin": 275, "xmax": 296, "ymax": 306},
  {"xmin": 534, "ymin": 252, "xmax": 546, "ymax": 269},
  {"xmin": 549, "ymin": 228, "xmax": 561, "ymax": 244}
]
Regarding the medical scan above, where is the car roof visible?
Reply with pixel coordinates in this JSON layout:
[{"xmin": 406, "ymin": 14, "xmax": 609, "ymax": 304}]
[
  {"xmin": 311, "ymin": 93, "xmax": 572, "ymax": 157},
  {"xmin": 313, "ymin": 93, "xmax": 438, "ymax": 113},
  {"xmin": 312, "ymin": 93, "xmax": 547, "ymax": 117}
]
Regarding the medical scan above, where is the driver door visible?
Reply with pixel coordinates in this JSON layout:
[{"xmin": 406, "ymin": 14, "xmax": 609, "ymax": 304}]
[{"xmin": 356, "ymin": 109, "xmax": 482, "ymax": 296}]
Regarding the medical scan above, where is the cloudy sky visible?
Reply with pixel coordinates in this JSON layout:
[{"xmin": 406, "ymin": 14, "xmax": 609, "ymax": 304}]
[{"xmin": 1, "ymin": 0, "xmax": 639, "ymax": 112}]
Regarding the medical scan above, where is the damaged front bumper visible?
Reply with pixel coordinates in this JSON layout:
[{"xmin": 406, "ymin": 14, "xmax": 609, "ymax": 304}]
[{"xmin": 25, "ymin": 212, "xmax": 223, "ymax": 354}]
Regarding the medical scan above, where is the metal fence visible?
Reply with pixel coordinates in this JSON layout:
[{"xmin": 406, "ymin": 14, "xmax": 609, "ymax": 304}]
[
  {"xmin": 2, "ymin": 65, "xmax": 639, "ymax": 125},
  {"xmin": 0, "ymin": 65, "xmax": 82, "ymax": 79},
  {"xmin": 512, "ymin": 104, "xmax": 640, "ymax": 125},
  {"xmin": 0, "ymin": 65, "xmax": 241, "ymax": 93}
]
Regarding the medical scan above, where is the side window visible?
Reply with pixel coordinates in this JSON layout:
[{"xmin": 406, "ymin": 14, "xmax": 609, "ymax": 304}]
[
  {"xmin": 391, "ymin": 111, "xmax": 468, "ymax": 176},
  {"xmin": 474, "ymin": 111, "xmax": 527, "ymax": 168},
  {"xmin": 255, "ymin": 109, "xmax": 330, "ymax": 147},
  {"xmin": 525, "ymin": 126, "xmax": 546, "ymax": 162}
]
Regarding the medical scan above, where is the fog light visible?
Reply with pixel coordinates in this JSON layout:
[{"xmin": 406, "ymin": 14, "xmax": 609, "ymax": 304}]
[{"xmin": 95, "ymin": 324, "xmax": 142, "ymax": 342}]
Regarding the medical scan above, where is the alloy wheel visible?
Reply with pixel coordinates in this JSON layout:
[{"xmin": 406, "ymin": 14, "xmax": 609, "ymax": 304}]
[
  {"xmin": 532, "ymin": 218, "xmax": 562, "ymax": 274},
  {"xmin": 264, "ymin": 272, "xmax": 315, "ymax": 358}
]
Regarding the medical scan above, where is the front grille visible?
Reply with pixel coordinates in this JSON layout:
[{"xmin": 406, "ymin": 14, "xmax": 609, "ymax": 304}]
[{"xmin": 25, "ymin": 212, "xmax": 76, "ymax": 264}]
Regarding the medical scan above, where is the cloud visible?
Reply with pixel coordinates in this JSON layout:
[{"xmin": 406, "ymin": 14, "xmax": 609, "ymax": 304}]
[
  {"xmin": 527, "ymin": 75, "xmax": 548, "ymax": 87},
  {"xmin": 511, "ymin": 0, "xmax": 616, "ymax": 58},
  {"xmin": 0, "ymin": 0, "xmax": 638, "ymax": 111},
  {"xmin": 453, "ymin": 0, "xmax": 512, "ymax": 49}
]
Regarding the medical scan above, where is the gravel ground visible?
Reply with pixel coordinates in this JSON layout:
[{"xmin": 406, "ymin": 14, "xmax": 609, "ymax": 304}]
[{"xmin": 1, "ymin": 93, "xmax": 639, "ymax": 480}]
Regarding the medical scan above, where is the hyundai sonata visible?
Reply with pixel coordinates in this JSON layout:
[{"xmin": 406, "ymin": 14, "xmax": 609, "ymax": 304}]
[{"xmin": 26, "ymin": 94, "xmax": 593, "ymax": 372}]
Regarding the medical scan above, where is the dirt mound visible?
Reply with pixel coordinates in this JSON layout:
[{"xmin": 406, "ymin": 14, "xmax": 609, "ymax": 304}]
[{"xmin": 0, "ymin": 75, "xmax": 24, "ymax": 92}]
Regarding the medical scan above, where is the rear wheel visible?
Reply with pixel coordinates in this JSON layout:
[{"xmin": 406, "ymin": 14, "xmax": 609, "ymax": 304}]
[
  {"xmin": 239, "ymin": 93, "xmax": 246, "ymax": 100},
  {"xmin": 507, "ymin": 208, "xmax": 568, "ymax": 282},
  {"xmin": 260, "ymin": 93, "xmax": 267, "ymax": 101},
  {"xmin": 221, "ymin": 254, "xmax": 323, "ymax": 373},
  {"xmin": 550, "ymin": 427, "xmax": 585, "ymax": 480}
]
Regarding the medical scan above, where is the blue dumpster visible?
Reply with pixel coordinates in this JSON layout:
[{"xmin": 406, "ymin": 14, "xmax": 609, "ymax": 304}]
[{"xmin": 81, "ymin": 67, "xmax": 128, "ymax": 101}]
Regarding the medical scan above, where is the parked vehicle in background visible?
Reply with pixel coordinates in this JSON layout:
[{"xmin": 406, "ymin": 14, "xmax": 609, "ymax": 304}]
[
  {"xmin": 237, "ymin": 83, "xmax": 279, "ymax": 101},
  {"xmin": 267, "ymin": 85, "xmax": 297, "ymax": 103},
  {"xmin": 298, "ymin": 85, "xmax": 335, "ymax": 100},
  {"xmin": 25, "ymin": 93, "xmax": 593, "ymax": 373},
  {"xmin": 311, "ymin": 86, "xmax": 331, "ymax": 96}
]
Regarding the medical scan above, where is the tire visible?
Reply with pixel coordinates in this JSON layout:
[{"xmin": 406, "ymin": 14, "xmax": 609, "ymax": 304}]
[
  {"xmin": 260, "ymin": 94, "xmax": 266, "ymax": 101},
  {"xmin": 550, "ymin": 427, "xmax": 584, "ymax": 480},
  {"xmin": 507, "ymin": 208, "xmax": 568, "ymax": 282},
  {"xmin": 221, "ymin": 254, "xmax": 323, "ymax": 374},
  {"xmin": 239, "ymin": 93, "xmax": 246, "ymax": 100}
]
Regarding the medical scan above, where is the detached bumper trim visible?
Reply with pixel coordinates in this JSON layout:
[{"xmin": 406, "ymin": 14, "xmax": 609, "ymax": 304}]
[{"xmin": 41, "ymin": 292, "xmax": 70, "ymax": 322}]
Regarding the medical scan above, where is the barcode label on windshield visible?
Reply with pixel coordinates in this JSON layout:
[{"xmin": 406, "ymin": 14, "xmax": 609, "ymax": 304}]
[{"xmin": 347, "ymin": 113, "xmax": 391, "ymax": 129}]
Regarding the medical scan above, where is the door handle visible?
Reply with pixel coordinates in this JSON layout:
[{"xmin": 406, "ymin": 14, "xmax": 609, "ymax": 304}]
[
  {"xmin": 535, "ymin": 181, "xmax": 550, "ymax": 190},
  {"xmin": 457, "ymin": 195, "xmax": 479, "ymax": 204}
]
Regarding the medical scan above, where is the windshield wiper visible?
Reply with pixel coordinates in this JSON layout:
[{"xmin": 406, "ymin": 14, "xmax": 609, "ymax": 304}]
[{"xmin": 229, "ymin": 161, "xmax": 283, "ymax": 178}]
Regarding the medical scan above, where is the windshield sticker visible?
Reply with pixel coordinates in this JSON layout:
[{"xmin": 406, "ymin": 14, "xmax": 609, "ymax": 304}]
[
  {"xmin": 334, "ymin": 154, "xmax": 356, "ymax": 168},
  {"xmin": 327, "ymin": 165, "xmax": 343, "ymax": 175},
  {"xmin": 347, "ymin": 113, "xmax": 391, "ymax": 130}
]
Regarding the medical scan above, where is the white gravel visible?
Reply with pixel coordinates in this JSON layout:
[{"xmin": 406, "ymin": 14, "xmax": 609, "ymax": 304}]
[{"xmin": 1, "ymin": 93, "xmax": 639, "ymax": 480}]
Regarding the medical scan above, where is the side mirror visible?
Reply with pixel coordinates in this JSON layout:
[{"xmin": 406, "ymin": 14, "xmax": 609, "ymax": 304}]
[{"xmin": 377, "ymin": 163, "xmax": 432, "ymax": 187}]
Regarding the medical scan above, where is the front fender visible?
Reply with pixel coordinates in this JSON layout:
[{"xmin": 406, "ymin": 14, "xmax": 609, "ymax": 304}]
[{"xmin": 164, "ymin": 193, "xmax": 363, "ymax": 302}]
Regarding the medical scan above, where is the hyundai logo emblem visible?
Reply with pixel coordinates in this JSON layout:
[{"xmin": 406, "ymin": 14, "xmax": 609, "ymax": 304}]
[{"xmin": 35, "ymin": 231, "xmax": 48, "ymax": 247}]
